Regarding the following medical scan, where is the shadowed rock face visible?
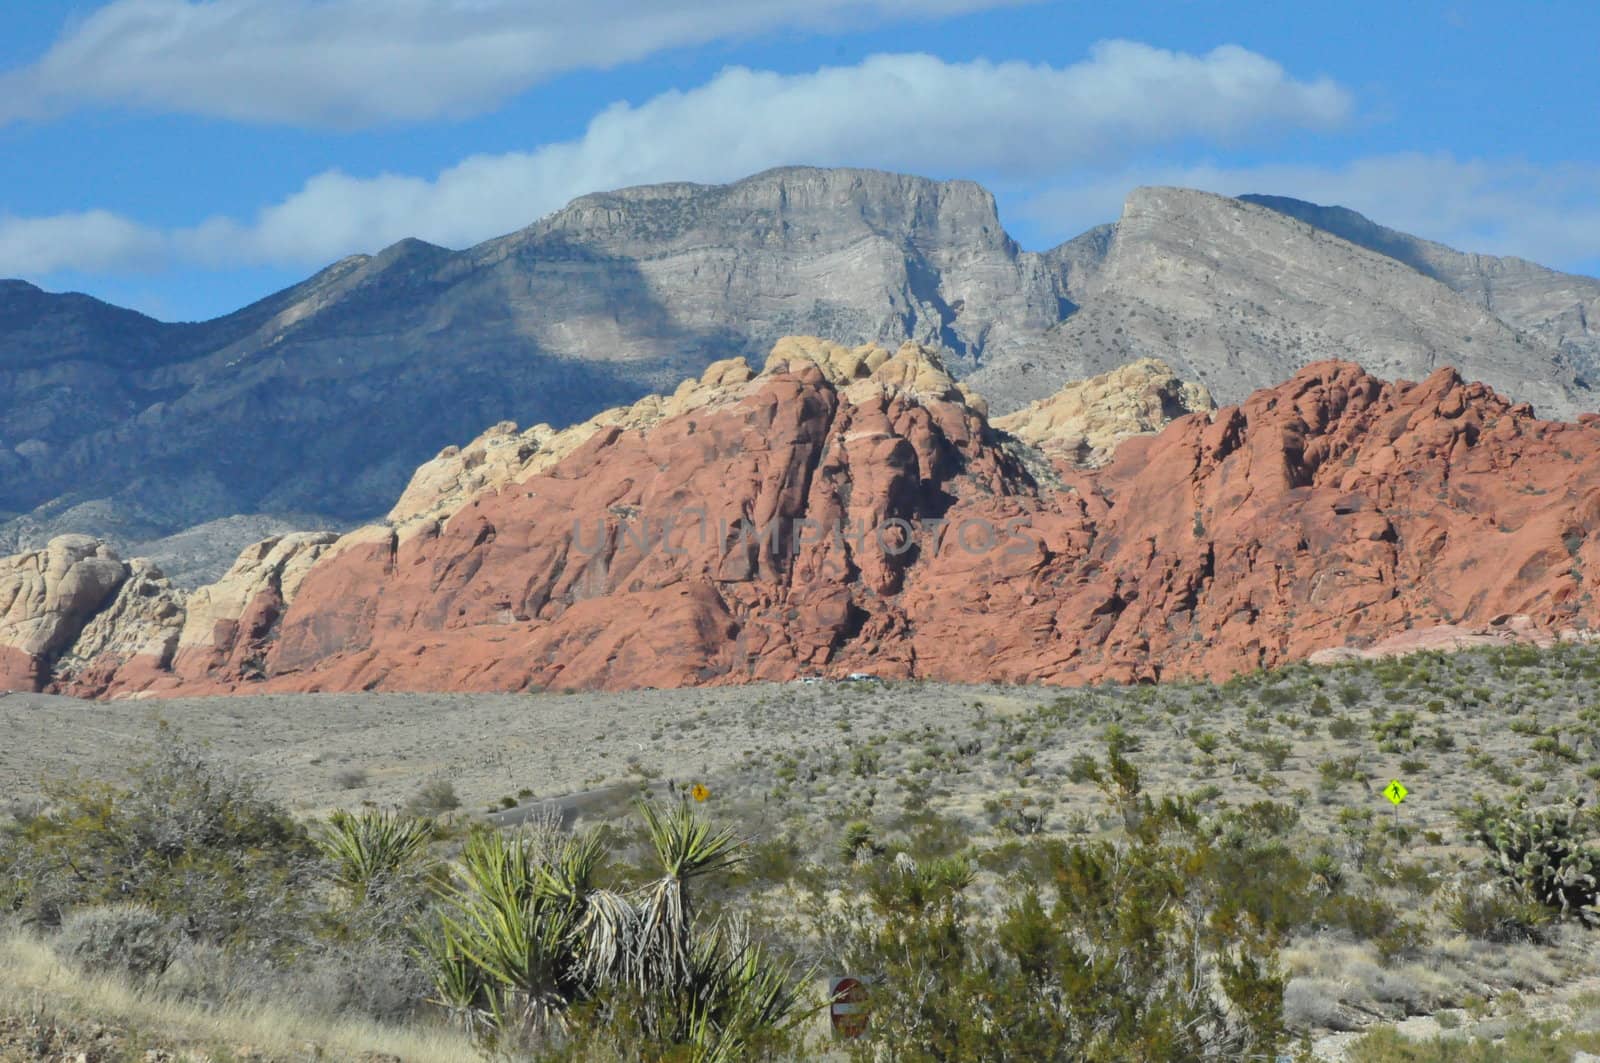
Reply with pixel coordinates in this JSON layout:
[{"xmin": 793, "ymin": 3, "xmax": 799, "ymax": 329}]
[
  {"xmin": 18, "ymin": 346, "xmax": 1598, "ymax": 698},
  {"xmin": 5, "ymin": 172, "xmax": 1597, "ymax": 571}
]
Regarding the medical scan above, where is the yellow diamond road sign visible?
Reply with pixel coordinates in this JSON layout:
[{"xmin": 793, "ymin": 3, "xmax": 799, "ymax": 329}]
[
  {"xmin": 690, "ymin": 783, "xmax": 710, "ymax": 802},
  {"xmin": 1383, "ymin": 780, "xmax": 1408, "ymax": 805}
]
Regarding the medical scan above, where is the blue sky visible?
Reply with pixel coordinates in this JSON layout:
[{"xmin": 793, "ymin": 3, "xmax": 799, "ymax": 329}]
[{"xmin": 1, "ymin": 0, "xmax": 1597, "ymax": 323}]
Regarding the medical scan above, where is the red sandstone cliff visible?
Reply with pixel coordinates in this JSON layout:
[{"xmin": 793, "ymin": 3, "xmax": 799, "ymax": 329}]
[{"xmin": 8, "ymin": 344, "xmax": 1600, "ymax": 697}]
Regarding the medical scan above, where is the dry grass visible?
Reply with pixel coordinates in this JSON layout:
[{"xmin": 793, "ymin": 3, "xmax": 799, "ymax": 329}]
[
  {"xmin": 0, "ymin": 931, "xmax": 475, "ymax": 1062},
  {"xmin": 4, "ymin": 642, "xmax": 1600, "ymax": 1060}
]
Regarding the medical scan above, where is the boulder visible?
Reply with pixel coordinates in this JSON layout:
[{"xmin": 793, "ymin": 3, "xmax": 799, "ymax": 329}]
[{"xmin": 0, "ymin": 535, "xmax": 126, "ymax": 690}]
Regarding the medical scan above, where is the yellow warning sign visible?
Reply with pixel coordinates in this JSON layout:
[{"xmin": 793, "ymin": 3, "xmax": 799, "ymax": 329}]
[
  {"xmin": 690, "ymin": 783, "xmax": 710, "ymax": 802},
  {"xmin": 1383, "ymin": 780, "xmax": 1408, "ymax": 805}
]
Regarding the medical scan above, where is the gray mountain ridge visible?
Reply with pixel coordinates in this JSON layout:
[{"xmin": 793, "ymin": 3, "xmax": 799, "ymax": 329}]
[{"xmin": 3, "ymin": 166, "xmax": 1597, "ymax": 582}]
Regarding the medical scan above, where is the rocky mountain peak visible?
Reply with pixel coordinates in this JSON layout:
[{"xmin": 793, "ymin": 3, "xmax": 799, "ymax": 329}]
[
  {"xmin": 5, "ymin": 167, "xmax": 1598, "ymax": 573},
  {"xmin": 9, "ymin": 349, "xmax": 1598, "ymax": 698}
]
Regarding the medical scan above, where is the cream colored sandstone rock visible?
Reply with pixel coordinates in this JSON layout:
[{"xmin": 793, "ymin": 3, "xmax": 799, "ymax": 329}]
[
  {"xmin": 388, "ymin": 421, "xmax": 560, "ymax": 526},
  {"xmin": 354, "ymin": 340, "xmax": 975, "ymax": 562},
  {"xmin": 994, "ymin": 358, "xmax": 1214, "ymax": 465},
  {"xmin": 56, "ymin": 559, "xmax": 185, "ymax": 677},
  {"xmin": 0, "ymin": 535, "xmax": 126, "ymax": 661},
  {"xmin": 765, "ymin": 336, "xmax": 982, "ymax": 412},
  {"xmin": 177, "ymin": 532, "xmax": 340, "ymax": 652},
  {"xmin": 382, "ymin": 357, "xmax": 760, "ymax": 545}
]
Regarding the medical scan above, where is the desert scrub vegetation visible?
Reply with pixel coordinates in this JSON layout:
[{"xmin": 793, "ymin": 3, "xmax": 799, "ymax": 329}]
[
  {"xmin": 419, "ymin": 800, "xmax": 809, "ymax": 1058},
  {"xmin": 3, "ymin": 641, "xmax": 1600, "ymax": 1058}
]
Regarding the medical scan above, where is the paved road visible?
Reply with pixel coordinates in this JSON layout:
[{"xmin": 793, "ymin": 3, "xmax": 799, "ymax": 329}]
[{"xmin": 485, "ymin": 780, "xmax": 657, "ymax": 829}]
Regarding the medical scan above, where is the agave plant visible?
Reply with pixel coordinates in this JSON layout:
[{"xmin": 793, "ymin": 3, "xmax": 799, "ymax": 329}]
[{"xmin": 314, "ymin": 809, "xmax": 435, "ymax": 904}]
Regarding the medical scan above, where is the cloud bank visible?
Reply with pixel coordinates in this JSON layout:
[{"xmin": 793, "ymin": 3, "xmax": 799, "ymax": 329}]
[
  {"xmin": 0, "ymin": 43, "xmax": 1352, "ymax": 275},
  {"xmin": 0, "ymin": 0, "xmax": 1035, "ymax": 127}
]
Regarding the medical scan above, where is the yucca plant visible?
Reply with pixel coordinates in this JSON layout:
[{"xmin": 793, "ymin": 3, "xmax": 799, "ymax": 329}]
[
  {"xmin": 315, "ymin": 809, "xmax": 435, "ymax": 905},
  {"xmin": 413, "ymin": 912, "xmax": 488, "ymax": 1034},
  {"xmin": 431, "ymin": 828, "xmax": 598, "ymax": 1041},
  {"xmin": 631, "ymin": 796, "xmax": 743, "ymax": 993},
  {"xmin": 681, "ymin": 922, "xmax": 813, "ymax": 1063},
  {"xmin": 416, "ymin": 800, "xmax": 806, "ymax": 1057}
]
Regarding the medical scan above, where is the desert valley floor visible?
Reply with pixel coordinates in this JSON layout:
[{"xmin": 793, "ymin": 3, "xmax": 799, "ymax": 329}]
[{"xmin": 5, "ymin": 645, "xmax": 1600, "ymax": 1060}]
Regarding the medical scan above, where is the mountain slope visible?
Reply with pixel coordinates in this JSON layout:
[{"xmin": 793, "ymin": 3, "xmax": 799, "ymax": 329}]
[
  {"xmin": 1, "ymin": 168, "xmax": 1065, "ymax": 558},
  {"xmin": 10, "ymin": 342, "xmax": 1598, "ymax": 697},
  {"xmin": 1239, "ymin": 192, "xmax": 1600, "ymax": 384},
  {"xmin": 966, "ymin": 188, "xmax": 1592, "ymax": 417},
  {"xmin": 3, "ymin": 170, "xmax": 1597, "ymax": 566}
]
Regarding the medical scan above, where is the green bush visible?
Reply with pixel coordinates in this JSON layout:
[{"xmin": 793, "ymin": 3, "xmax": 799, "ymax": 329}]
[
  {"xmin": 0, "ymin": 737, "xmax": 316, "ymax": 948},
  {"xmin": 407, "ymin": 777, "xmax": 461, "ymax": 816},
  {"xmin": 1459, "ymin": 797, "xmax": 1599, "ymax": 924},
  {"xmin": 813, "ymin": 800, "xmax": 1286, "ymax": 1061},
  {"xmin": 1445, "ymin": 881, "xmax": 1553, "ymax": 943}
]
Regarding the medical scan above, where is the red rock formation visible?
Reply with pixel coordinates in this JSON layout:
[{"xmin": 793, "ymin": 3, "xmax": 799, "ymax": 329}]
[{"xmin": 37, "ymin": 357, "xmax": 1600, "ymax": 696}]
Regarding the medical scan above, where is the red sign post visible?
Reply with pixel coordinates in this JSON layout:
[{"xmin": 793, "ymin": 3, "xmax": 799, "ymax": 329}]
[{"xmin": 829, "ymin": 975, "xmax": 870, "ymax": 1038}]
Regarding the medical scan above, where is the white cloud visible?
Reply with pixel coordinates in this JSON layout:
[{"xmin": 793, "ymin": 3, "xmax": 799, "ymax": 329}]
[
  {"xmin": 0, "ymin": 210, "xmax": 166, "ymax": 274},
  {"xmin": 1018, "ymin": 154, "xmax": 1600, "ymax": 273},
  {"xmin": 0, "ymin": 0, "xmax": 1036, "ymax": 128},
  {"xmin": 0, "ymin": 42, "xmax": 1348, "ymax": 275}
]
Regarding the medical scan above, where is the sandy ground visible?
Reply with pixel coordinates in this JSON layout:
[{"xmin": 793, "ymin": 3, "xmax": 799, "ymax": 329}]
[
  {"xmin": 5, "ymin": 650, "xmax": 1600, "ymax": 1060},
  {"xmin": 0, "ymin": 681, "xmax": 1039, "ymax": 817}
]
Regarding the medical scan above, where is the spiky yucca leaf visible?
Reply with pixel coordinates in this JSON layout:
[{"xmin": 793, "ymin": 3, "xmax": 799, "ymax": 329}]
[
  {"xmin": 412, "ymin": 913, "xmax": 487, "ymax": 1029},
  {"xmin": 680, "ymin": 921, "xmax": 813, "ymax": 1063},
  {"xmin": 539, "ymin": 829, "xmax": 607, "ymax": 909},
  {"xmin": 315, "ymin": 809, "xmax": 434, "ymax": 902},
  {"xmin": 452, "ymin": 827, "xmax": 538, "ymax": 906},
  {"xmin": 639, "ymin": 797, "xmax": 743, "ymax": 881}
]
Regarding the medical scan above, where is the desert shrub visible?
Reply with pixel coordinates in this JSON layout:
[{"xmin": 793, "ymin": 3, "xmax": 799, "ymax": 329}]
[
  {"xmin": 1282, "ymin": 977, "xmax": 1347, "ymax": 1031},
  {"xmin": 1066, "ymin": 752, "xmax": 1100, "ymax": 782},
  {"xmin": 1445, "ymin": 880, "xmax": 1553, "ymax": 944},
  {"xmin": 408, "ymin": 777, "xmax": 461, "ymax": 816},
  {"xmin": 812, "ymin": 799, "xmax": 1286, "ymax": 1061},
  {"xmin": 332, "ymin": 767, "xmax": 369, "ymax": 790},
  {"xmin": 54, "ymin": 903, "xmax": 179, "ymax": 981},
  {"xmin": 1316, "ymin": 893, "xmax": 1403, "ymax": 942},
  {"xmin": 1459, "ymin": 797, "xmax": 1599, "ymax": 924},
  {"xmin": 1347, "ymin": 1019, "xmax": 1600, "ymax": 1061},
  {"xmin": 1254, "ymin": 737, "xmax": 1293, "ymax": 771},
  {"xmin": 0, "ymin": 736, "xmax": 317, "ymax": 948},
  {"xmin": 1372, "ymin": 711, "xmax": 1417, "ymax": 750}
]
